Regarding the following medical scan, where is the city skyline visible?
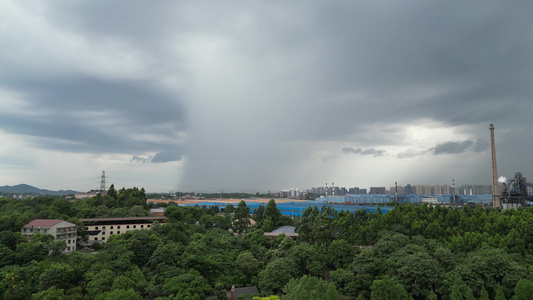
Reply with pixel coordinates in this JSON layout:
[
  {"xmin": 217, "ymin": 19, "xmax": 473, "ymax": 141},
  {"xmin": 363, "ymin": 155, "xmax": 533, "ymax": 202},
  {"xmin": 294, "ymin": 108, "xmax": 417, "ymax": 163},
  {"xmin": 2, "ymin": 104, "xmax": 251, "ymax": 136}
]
[{"xmin": 1, "ymin": 1, "xmax": 533, "ymax": 193}]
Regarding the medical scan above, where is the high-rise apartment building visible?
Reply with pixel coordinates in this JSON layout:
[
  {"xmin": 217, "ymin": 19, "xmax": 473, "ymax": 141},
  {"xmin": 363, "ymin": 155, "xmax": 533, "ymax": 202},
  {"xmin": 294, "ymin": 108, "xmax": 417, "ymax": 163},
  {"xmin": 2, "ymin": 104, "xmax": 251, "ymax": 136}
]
[
  {"xmin": 348, "ymin": 187, "xmax": 360, "ymax": 194},
  {"xmin": 433, "ymin": 184, "xmax": 442, "ymax": 195},
  {"xmin": 369, "ymin": 187, "xmax": 387, "ymax": 194}
]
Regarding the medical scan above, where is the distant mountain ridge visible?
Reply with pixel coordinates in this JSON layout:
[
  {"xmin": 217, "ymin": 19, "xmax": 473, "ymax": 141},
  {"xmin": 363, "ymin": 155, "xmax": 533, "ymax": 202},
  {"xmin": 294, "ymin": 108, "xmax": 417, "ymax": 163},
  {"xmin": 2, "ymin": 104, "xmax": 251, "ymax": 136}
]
[{"xmin": 0, "ymin": 184, "xmax": 78, "ymax": 195}]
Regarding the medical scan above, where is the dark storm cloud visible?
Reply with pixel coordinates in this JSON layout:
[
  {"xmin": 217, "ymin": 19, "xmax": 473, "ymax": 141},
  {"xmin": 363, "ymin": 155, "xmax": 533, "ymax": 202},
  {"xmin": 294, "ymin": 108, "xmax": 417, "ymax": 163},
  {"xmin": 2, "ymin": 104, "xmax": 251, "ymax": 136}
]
[
  {"xmin": 0, "ymin": 77, "xmax": 186, "ymax": 156},
  {"xmin": 31, "ymin": 1, "xmax": 533, "ymax": 138},
  {"xmin": 433, "ymin": 140, "xmax": 474, "ymax": 155},
  {"xmin": 281, "ymin": 1, "xmax": 533, "ymax": 140},
  {"xmin": 396, "ymin": 139, "xmax": 489, "ymax": 158},
  {"xmin": 397, "ymin": 150, "xmax": 430, "ymax": 159},
  {"xmin": 130, "ymin": 155, "xmax": 151, "ymax": 164},
  {"xmin": 343, "ymin": 147, "xmax": 386, "ymax": 157},
  {"xmin": 151, "ymin": 150, "xmax": 183, "ymax": 163},
  {"xmin": 432, "ymin": 139, "xmax": 489, "ymax": 155}
]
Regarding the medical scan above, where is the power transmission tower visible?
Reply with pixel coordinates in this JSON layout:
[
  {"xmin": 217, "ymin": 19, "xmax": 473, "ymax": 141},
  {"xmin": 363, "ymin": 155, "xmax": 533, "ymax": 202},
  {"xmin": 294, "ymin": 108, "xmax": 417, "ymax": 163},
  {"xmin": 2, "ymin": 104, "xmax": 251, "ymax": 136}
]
[{"xmin": 99, "ymin": 170, "xmax": 107, "ymax": 196}]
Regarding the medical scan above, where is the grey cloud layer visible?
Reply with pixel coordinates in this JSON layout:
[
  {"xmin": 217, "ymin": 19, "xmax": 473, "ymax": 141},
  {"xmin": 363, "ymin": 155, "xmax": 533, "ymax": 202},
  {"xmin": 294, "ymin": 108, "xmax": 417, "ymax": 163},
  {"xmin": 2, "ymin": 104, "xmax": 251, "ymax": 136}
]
[
  {"xmin": 2, "ymin": 1, "xmax": 533, "ymax": 190},
  {"xmin": 394, "ymin": 139, "xmax": 489, "ymax": 158},
  {"xmin": 0, "ymin": 77, "xmax": 186, "ymax": 157},
  {"xmin": 343, "ymin": 147, "xmax": 386, "ymax": 157},
  {"xmin": 432, "ymin": 140, "xmax": 488, "ymax": 155}
]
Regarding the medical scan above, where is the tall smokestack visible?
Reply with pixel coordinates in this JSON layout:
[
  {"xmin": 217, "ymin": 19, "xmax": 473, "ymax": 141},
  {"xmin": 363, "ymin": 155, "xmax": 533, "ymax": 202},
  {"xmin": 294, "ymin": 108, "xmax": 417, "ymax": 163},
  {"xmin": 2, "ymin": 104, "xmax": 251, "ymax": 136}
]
[
  {"xmin": 490, "ymin": 124, "xmax": 501, "ymax": 208},
  {"xmin": 395, "ymin": 181, "xmax": 398, "ymax": 203},
  {"xmin": 325, "ymin": 182, "xmax": 328, "ymax": 203},
  {"xmin": 452, "ymin": 179, "xmax": 455, "ymax": 205}
]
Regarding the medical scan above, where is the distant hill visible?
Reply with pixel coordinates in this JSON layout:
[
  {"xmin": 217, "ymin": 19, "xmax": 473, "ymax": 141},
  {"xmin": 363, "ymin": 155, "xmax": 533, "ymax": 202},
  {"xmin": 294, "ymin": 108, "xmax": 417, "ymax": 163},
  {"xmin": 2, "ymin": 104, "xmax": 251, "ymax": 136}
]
[{"xmin": 0, "ymin": 184, "xmax": 78, "ymax": 195}]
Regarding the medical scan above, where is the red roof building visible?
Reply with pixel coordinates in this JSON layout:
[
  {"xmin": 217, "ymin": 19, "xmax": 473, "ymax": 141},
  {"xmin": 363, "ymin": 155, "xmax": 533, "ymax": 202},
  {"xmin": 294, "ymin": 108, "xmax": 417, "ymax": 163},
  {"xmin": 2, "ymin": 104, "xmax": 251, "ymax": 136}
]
[{"xmin": 21, "ymin": 219, "xmax": 78, "ymax": 254}]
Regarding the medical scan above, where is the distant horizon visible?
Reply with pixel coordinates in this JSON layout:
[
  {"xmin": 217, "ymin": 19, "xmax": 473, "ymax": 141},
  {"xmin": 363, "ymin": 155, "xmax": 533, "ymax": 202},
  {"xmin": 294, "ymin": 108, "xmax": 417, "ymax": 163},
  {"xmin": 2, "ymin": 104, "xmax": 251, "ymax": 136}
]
[{"xmin": 0, "ymin": 180, "xmax": 504, "ymax": 195}]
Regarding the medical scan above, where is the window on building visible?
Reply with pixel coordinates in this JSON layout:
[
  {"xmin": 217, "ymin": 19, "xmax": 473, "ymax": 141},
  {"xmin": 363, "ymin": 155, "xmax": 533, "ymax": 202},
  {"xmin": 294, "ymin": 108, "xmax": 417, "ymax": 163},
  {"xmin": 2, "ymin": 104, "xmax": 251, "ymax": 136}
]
[
  {"xmin": 67, "ymin": 247, "xmax": 70, "ymax": 251},
  {"xmin": 110, "ymin": 226, "xmax": 113, "ymax": 229},
  {"xmin": 110, "ymin": 231, "xmax": 113, "ymax": 235},
  {"xmin": 94, "ymin": 237, "xmax": 98, "ymax": 240},
  {"xmin": 133, "ymin": 225, "xmax": 136, "ymax": 228},
  {"xmin": 147, "ymin": 225, "xmax": 151, "ymax": 228},
  {"xmin": 102, "ymin": 237, "xmax": 105, "ymax": 240},
  {"xmin": 126, "ymin": 225, "xmax": 130, "ymax": 229},
  {"xmin": 102, "ymin": 226, "xmax": 106, "ymax": 230},
  {"xmin": 117, "ymin": 231, "xmax": 120, "ymax": 234},
  {"xmin": 95, "ymin": 227, "xmax": 98, "ymax": 230},
  {"xmin": 117, "ymin": 226, "xmax": 121, "ymax": 229},
  {"xmin": 68, "ymin": 240, "xmax": 71, "ymax": 244}
]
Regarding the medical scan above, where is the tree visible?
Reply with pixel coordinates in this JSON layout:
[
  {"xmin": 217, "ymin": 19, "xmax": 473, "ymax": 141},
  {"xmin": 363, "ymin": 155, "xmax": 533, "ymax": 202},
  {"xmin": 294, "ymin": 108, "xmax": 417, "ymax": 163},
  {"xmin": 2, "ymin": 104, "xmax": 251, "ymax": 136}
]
[
  {"xmin": 233, "ymin": 201, "xmax": 251, "ymax": 234},
  {"xmin": 0, "ymin": 245, "xmax": 14, "ymax": 268},
  {"xmin": 450, "ymin": 247, "xmax": 526, "ymax": 297},
  {"xmin": 161, "ymin": 269, "xmax": 217, "ymax": 299},
  {"xmin": 15, "ymin": 239, "xmax": 48, "ymax": 265},
  {"xmin": 479, "ymin": 287, "xmax": 489, "ymax": 300},
  {"xmin": 128, "ymin": 205, "xmax": 147, "ymax": 217},
  {"xmin": 428, "ymin": 291, "xmax": 438, "ymax": 300},
  {"xmin": 85, "ymin": 269, "xmax": 115, "ymax": 299},
  {"xmin": 39, "ymin": 262, "xmax": 75, "ymax": 291},
  {"xmin": 95, "ymin": 288, "xmax": 142, "ymax": 300},
  {"xmin": 107, "ymin": 184, "xmax": 118, "ymax": 200},
  {"xmin": 31, "ymin": 286, "xmax": 66, "ymax": 300},
  {"xmin": 225, "ymin": 204, "xmax": 235, "ymax": 214},
  {"xmin": 396, "ymin": 251, "xmax": 442, "ymax": 299},
  {"xmin": 513, "ymin": 279, "xmax": 533, "ymax": 300},
  {"xmin": 282, "ymin": 275, "xmax": 334, "ymax": 300},
  {"xmin": 286, "ymin": 243, "xmax": 327, "ymax": 278},
  {"xmin": 464, "ymin": 286, "xmax": 475, "ymax": 300},
  {"xmin": 253, "ymin": 204, "xmax": 265, "ymax": 225},
  {"xmin": 329, "ymin": 268, "xmax": 357, "ymax": 297},
  {"xmin": 236, "ymin": 251, "xmax": 259, "ymax": 282},
  {"xmin": 495, "ymin": 284, "xmax": 506, "ymax": 300},
  {"xmin": 326, "ymin": 282, "xmax": 339, "ymax": 300},
  {"xmin": 450, "ymin": 284, "xmax": 463, "ymax": 300},
  {"xmin": 263, "ymin": 200, "xmax": 281, "ymax": 231},
  {"xmin": 327, "ymin": 239, "xmax": 355, "ymax": 269},
  {"xmin": 370, "ymin": 277, "xmax": 409, "ymax": 300},
  {"xmin": 0, "ymin": 230, "xmax": 16, "ymax": 250},
  {"xmin": 258, "ymin": 257, "xmax": 299, "ymax": 295}
]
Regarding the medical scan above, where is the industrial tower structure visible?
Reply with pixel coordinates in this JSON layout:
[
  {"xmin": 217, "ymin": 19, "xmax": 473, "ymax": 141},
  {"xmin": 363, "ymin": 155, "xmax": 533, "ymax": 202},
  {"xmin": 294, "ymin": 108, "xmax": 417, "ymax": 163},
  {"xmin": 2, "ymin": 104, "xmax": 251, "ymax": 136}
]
[
  {"xmin": 489, "ymin": 124, "xmax": 500, "ymax": 208},
  {"xmin": 99, "ymin": 170, "xmax": 107, "ymax": 196}
]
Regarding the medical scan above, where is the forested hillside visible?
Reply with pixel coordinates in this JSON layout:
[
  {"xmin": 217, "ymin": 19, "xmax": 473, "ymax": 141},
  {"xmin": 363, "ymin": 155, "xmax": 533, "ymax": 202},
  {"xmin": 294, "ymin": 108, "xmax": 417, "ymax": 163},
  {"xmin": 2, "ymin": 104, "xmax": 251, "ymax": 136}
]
[{"xmin": 1, "ymin": 191, "xmax": 533, "ymax": 299}]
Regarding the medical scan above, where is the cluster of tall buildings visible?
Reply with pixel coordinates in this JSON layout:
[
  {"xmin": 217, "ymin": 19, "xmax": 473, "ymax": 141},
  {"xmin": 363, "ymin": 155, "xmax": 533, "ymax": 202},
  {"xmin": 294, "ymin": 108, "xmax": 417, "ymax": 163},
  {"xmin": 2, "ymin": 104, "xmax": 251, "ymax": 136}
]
[
  {"xmin": 307, "ymin": 184, "xmax": 495, "ymax": 196},
  {"xmin": 280, "ymin": 188, "xmax": 302, "ymax": 198}
]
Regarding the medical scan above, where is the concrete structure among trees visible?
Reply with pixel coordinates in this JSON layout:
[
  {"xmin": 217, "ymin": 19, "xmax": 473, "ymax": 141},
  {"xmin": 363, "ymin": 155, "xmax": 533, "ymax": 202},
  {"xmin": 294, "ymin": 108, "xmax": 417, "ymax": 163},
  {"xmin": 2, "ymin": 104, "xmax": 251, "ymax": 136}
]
[
  {"xmin": 21, "ymin": 219, "xmax": 78, "ymax": 253},
  {"xmin": 80, "ymin": 216, "xmax": 166, "ymax": 243}
]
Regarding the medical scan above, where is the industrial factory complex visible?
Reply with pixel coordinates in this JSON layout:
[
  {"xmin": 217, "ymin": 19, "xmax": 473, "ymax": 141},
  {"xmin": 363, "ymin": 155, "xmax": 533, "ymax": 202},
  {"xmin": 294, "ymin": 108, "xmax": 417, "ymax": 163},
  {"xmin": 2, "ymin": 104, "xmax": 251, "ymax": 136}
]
[{"xmin": 171, "ymin": 124, "xmax": 533, "ymax": 214}]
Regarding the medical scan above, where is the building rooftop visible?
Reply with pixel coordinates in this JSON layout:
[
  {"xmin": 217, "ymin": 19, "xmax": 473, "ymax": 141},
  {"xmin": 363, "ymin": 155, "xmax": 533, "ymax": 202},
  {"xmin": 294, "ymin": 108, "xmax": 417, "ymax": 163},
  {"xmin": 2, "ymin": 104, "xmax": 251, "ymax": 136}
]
[
  {"xmin": 24, "ymin": 219, "xmax": 64, "ymax": 227},
  {"xmin": 271, "ymin": 226, "xmax": 296, "ymax": 234},
  {"xmin": 79, "ymin": 216, "xmax": 167, "ymax": 222}
]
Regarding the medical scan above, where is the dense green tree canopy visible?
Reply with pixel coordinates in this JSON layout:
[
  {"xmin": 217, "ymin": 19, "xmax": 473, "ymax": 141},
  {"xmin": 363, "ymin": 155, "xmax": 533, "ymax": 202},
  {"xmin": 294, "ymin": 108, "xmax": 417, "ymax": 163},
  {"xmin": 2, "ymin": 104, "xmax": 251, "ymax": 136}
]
[{"xmin": 3, "ymin": 195, "xmax": 533, "ymax": 299}]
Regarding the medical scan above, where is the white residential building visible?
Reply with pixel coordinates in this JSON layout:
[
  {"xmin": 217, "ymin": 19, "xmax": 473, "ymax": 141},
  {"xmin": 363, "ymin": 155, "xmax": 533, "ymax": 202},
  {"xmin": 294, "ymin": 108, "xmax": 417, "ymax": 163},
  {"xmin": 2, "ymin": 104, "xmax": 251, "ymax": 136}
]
[{"xmin": 21, "ymin": 219, "xmax": 78, "ymax": 253}]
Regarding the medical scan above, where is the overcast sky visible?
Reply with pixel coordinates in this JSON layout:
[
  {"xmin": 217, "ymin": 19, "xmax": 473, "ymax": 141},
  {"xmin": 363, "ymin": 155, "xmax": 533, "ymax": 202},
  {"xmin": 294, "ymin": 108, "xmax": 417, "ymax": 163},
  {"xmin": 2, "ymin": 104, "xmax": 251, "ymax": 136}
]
[{"xmin": 1, "ymin": 1, "xmax": 533, "ymax": 193}]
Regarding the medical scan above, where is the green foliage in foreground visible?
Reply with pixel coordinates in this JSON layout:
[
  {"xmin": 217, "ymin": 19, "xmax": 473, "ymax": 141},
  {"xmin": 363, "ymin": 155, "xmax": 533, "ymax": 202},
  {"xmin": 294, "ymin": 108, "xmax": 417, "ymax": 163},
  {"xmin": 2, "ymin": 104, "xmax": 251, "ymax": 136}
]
[{"xmin": 3, "ymin": 194, "xmax": 533, "ymax": 299}]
